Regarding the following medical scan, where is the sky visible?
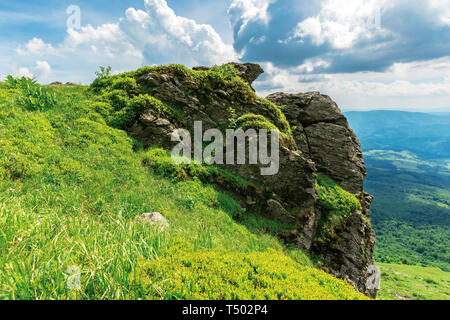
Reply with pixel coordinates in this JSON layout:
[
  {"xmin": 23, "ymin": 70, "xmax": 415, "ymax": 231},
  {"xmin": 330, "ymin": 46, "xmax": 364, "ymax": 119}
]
[{"xmin": 1, "ymin": 0, "xmax": 449, "ymax": 111}]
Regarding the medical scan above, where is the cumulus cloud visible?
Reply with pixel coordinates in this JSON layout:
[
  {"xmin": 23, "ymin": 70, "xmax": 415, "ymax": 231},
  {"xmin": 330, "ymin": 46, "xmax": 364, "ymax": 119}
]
[
  {"xmin": 121, "ymin": 0, "xmax": 238, "ymax": 66},
  {"xmin": 231, "ymin": 0, "xmax": 450, "ymax": 73},
  {"xmin": 292, "ymin": 0, "xmax": 386, "ymax": 49},
  {"xmin": 12, "ymin": 0, "xmax": 237, "ymax": 84},
  {"xmin": 10, "ymin": 61, "xmax": 52, "ymax": 81},
  {"xmin": 34, "ymin": 61, "xmax": 51, "ymax": 81},
  {"xmin": 228, "ymin": 0, "xmax": 276, "ymax": 35},
  {"xmin": 16, "ymin": 38, "xmax": 57, "ymax": 56},
  {"xmin": 13, "ymin": 67, "xmax": 34, "ymax": 79}
]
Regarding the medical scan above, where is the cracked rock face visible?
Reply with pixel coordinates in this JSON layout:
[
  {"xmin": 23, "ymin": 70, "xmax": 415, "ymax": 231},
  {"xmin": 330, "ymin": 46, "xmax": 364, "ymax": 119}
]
[
  {"xmin": 267, "ymin": 92, "xmax": 366, "ymax": 194},
  {"xmin": 267, "ymin": 91, "xmax": 375, "ymax": 297}
]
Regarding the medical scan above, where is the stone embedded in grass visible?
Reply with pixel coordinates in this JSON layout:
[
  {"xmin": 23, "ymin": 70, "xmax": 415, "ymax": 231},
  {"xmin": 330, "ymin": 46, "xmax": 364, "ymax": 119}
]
[{"xmin": 139, "ymin": 212, "xmax": 169, "ymax": 229}]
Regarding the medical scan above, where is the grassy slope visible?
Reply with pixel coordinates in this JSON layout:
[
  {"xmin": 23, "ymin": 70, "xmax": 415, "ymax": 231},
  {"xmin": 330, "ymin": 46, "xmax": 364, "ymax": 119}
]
[
  {"xmin": 0, "ymin": 82, "xmax": 367, "ymax": 300},
  {"xmin": 378, "ymin": 263, "xmax": 450, "ymax": 300}
]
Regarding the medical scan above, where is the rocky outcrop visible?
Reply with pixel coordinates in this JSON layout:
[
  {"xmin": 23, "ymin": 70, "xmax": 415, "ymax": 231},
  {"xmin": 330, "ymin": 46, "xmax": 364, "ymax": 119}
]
[
  {"xmin": 122, "ymin": 62, "xmax": 376, "ymax": 298},
  {"xmin": 134, "ymin": 64, "xmax": 317, "ymax": 214},
  {"xmin": 266, "ymin": 92, "xmax": 366, "ymax": 194},
  {"xmin": 267, "ymin": 91, "xmax": 375, "ymax": 296}
]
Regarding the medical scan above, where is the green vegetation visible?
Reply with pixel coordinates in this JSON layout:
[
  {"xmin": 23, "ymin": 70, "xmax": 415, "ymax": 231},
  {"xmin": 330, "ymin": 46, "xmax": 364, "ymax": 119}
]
[
  {"xmin": 378, "ymin": 263, "xmax": 450, "ymax": 300},
  {"xmin": 142, "ymin": 147, "xmax": 250, "ymax": 195},
  {"xmin": 234, "ymin": 113, "xmax": 278, "ymax": 131},
  {"xmin": 90, "ymin": 64, "xmax": 292, "ymax": 137},
  {"xmin": 365, "ymin": 160, "xmax": 450, "ymax": 272},
  {"xmin": 0, "ymin": 75, "xmax": 367, "ymax": 300},
  {"xmin": 140, "ymin": 241, "xmax": 367, "ymax": 300},
  {"xmin": 5, "ymin": 75, "xmax": 57, "ymax": 112},
  {"xmin": 346, "ymin": 111, "xmax": 450, "ymax": 273},
  {"xmin": 314, "ymin": 175, "xmax": 362, "ymax": 245}
]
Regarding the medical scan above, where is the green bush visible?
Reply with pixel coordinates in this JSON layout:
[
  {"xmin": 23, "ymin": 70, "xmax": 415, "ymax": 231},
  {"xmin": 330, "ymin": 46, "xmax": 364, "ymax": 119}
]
[
  {"xmin": 235, "ymin": 113, "xmax": 278, "ymax": 131},
  {"xmin": 5, "ymin": 75, "xmax": 57, "ymax": 111},
  {"xmin": 5, "ymin": 75, "xmax": 37, "ymax": 90},
  {"xmin": 142, "ymin": 147, "xmax": 249, "ymax": 193},
  {"xmin": 139, "ymin": 240, "xmax": 368, "ymax": 300},
  {"xmin": 111, "ymin": 77, "xmax": 138, "ymax": 97},
  {"xmin": 315, "ymin": 175, "xmax": 362, "ymax": 244}
]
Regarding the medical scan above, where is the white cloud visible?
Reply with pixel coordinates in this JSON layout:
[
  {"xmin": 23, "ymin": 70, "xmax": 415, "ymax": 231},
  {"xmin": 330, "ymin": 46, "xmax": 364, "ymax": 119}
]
[
  {"xmin": 228, "ymin": 0, "xmax": 277, "ymax": 35},
  {"xmin": 10, "ymin": 61, "xmax": 52, "ymax": 82},
  {"xmin": 120, "ymin": 0, "xmax": 238, "ymax": 66},
  {"xmin": 292, "ymin": 0, "xmax": 388, "ymax": 49},
  {"xmin": 34, "ymin": 61, "xmax": 51, "ymax": 81},
  {"xmin": 11, "ymin": 0, "xmax": 237, "ymax": 84},
  {"xmin": 13, "ymin": 67, "xmax": 34, "ymax": 79},
  {"xmin": 16, "ymin": 37, "xmax": 57, "ymax": 56}
]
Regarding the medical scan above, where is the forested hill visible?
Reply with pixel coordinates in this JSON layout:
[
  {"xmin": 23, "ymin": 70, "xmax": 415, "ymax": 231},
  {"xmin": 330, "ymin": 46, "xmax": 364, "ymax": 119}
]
[
  {"xmin": 345, "ymin": 110, "xmax": 450, "ymax": 272},
  {"xmin": 345, "ymin": 111, "xmax": 450, "ymax": 162}
]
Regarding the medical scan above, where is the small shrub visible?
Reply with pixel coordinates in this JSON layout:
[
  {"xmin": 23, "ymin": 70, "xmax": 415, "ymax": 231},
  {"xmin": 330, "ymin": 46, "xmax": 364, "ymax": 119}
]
[
  {"xmin": 95, "ymin": 66, "xmax": 112, "ymax": 79},
  {"xmin": 111, "ymin": 77, "xmax": 138, "ymax": 97},
  {"xmin": 142, "ymin": 147, "xmax": 249, "ymax": 193},
  {"xmin": 235, "ymin": 113, "xmax": 278, "ymax": 131},
  {"xmin": 314, "ymin": 175, "xmax": 362, "ymax": 244},
  {"xmin": 5, "ymin": 76, "xmax": 57, "ymax": 111},
  {"xmin": 5, "ymin": 75, "xmax": 37, "ymax": 90},
  {"xmin": 139, "ymin": 240, "xmax": 368, "ymax": 300}
]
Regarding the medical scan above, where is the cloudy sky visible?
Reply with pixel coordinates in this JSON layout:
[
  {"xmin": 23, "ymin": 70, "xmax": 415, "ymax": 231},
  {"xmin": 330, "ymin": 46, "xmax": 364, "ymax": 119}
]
[{"xmin": 1, "ymin": 0, "xmax": 449, "ymax": 111}]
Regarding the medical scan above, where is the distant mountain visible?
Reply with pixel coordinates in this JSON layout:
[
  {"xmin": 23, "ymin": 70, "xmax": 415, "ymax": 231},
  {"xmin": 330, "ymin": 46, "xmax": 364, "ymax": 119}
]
[
  {"xmin": 344, "ymin": 110, "xmax": 450, "ymax": 271},
  {"xmin": 345, "ymin": 111, "xmax": 450, "ymax": 161}
]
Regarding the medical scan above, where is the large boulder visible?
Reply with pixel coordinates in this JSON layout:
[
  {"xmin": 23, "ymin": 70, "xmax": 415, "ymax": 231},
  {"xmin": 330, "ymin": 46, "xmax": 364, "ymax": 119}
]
[
  {"xmin": 266, "ymin": 92, "xmax": 366, "ymax": 194},
  {"xmin": 133, "ymin": 64, "xmax": 318, "ymax": 215}
]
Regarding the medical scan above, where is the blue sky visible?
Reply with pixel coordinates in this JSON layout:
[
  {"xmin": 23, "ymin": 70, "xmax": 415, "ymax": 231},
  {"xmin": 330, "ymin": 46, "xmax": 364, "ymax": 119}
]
[{"xmin": 1, "ymin": 0, "xmax": 450, "ymax": 111}]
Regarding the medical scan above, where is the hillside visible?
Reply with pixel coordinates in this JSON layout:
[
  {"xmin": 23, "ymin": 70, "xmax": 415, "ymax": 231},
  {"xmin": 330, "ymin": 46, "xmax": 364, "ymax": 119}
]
[
  {"xmin": 378, "ymin": 263, "xmax": 450, "ymax": 300},
  {"xmin": 0, "ymin": 66, "xmax": 373, "ymax": 300},
  {"xmin": 345, "ymin": 111, "xmax": 450, "ymax": 272}
]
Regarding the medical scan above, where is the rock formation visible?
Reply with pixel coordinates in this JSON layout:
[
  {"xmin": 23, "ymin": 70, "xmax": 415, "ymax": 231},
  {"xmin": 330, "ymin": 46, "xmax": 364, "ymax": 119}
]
[
  {"xmin": 122, "ymin": 63, "xmax": 377, "ymax": 298},
  {"xmin": 266, "ymin": 92, "xmax": 366, "ymax": 194}
]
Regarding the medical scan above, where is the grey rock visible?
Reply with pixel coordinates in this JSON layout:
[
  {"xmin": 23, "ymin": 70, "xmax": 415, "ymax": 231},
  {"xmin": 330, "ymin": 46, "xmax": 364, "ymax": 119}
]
[
  {"xmin": 267, "ymin": 199, "xmax": 296, "ymax": 223},
  {"xmin": 139, "ymin": 212, "xmax": 169, "ymax": 229},
  {"xmin": 267, "ymin": 91, "xmax": 366, "ymax": 194},
  {"xmin": 226, "ymin": 62, "xmax": 264, "ymax": 87},
  {"xmin": 267, "ymin": 90, "xmax": 376, "ymax": 297}
]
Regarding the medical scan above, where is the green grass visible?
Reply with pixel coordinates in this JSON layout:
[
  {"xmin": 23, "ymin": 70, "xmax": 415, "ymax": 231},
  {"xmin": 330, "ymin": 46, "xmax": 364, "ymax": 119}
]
[
  {"xmin": 0, "ymin": 77, "xmax": 368, "ymax": 300},
  {"xmin": 314, "ymin": 175, "xmax": 363, "ymax": 246},
  {"xmin": 378, "ymin": 263, "xmax": 450, "ymax": 300}
]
